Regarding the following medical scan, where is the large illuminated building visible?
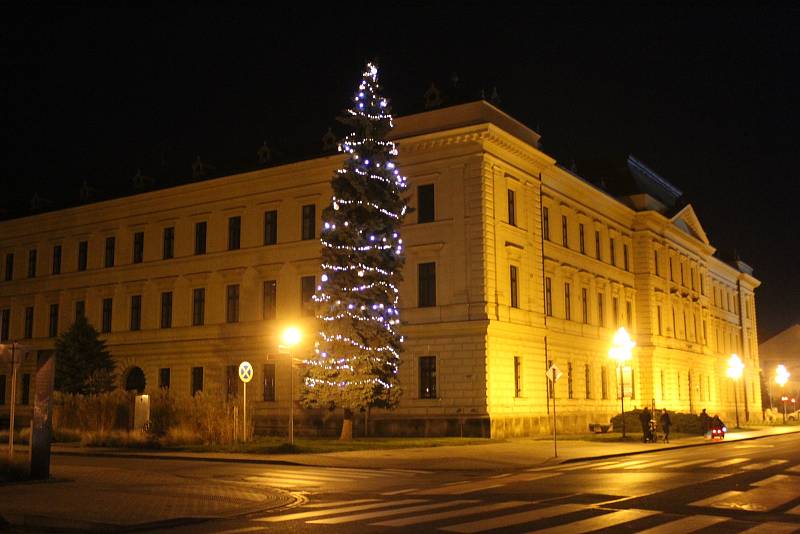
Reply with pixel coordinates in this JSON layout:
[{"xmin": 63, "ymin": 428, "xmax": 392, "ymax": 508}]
[{"xmin": 0, "ymin": 101, "xmax": 762, "ymax": 436}]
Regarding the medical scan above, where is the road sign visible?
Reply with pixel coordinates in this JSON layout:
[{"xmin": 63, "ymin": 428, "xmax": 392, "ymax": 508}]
[
  {"xmin": 546, "ymin": 364, "xmax": 562, "ymax": 383},
  {"xmin": 239, "ymin": 361, "xmax": 253, "ymax": 383}
]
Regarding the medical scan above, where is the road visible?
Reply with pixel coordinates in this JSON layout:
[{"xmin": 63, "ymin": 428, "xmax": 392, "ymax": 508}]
[{"xmin": 142, "ymin": 433, "xmax": 800, "ymax": 533}]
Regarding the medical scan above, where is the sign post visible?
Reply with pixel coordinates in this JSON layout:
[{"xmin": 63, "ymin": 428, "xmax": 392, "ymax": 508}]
[
  {"xmin": 545, "ymin": 364, "xmax": 563, "ymax": 457},
  {"xmin": 238, "ymin": 361, "xmax": 253, "ymax": 441}
]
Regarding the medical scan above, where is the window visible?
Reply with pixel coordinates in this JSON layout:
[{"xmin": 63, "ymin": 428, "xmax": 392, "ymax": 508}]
[
  {"xmin": 680, "ymin": 262, "xmax": 685, "ymax": 286},
  {"xmin": 228, "ymin": 216, "xmax": 241, "ymax": 250},
  {"xmin": 542, "ymin": 207, "xmax": 550, "ymax": 240},
  {"xmin": 507, "ymin": 189, "xmax": 516, "ymax": 226},
  {"xmin": 567, "ymin": 362, "xmax": 573, "ymax": 399},
  {"xmin": 581, "ymin": 288, "xmax": 589, "ymax": 324},
  {"xmin": 192, "ymin": 288, "xmax": 205, "ymax": 326},
  {"xmin": 669, "ymin": 256, "xmax": 674, "ymax": 281},
  {"xmin": 263, "ymin": 362, "xmax": 276, "ymax": 401},
  {"xmin": 0, "ymin": 309, "xmax": 9, "ymax": 341},
  {"xmin": 24, "ymin": 306, "xmax": 34, "ymax": 338},
  {"xmin": 191, "ymin": 367, "xmax": 204, "ymax": 396},
  {"xmin": 4, "ymin": 253, "xmax": 13, "ymax": 281},
  {"xmin": 102, "ymin": 298, "xmax": 113, "ymax": 333},
  {"xmin": 703, "ymin": 320, "xmax": 708, "ymax": 345},
  {"xmin": 301, "ymin": 276, "xmax": 315, "ymax": 316},
  {"xmin": 657, "ymin": 305, "xmax": 662, "ymax": 335},
  {"xmin": 672, "ymin": 308, "xmax": 677, "ymax": 338},
  {"xmin": 52, "ymin": 245, "xmax": 62, "ymax": 274},
  {"xmin": 78, "ymin": 241, "xmax": 88, "ymax": 271},
  {"xmin": 75, "ymin": 300, "xmax": 85, "ymax": 321},
  {"xmin": 104, "ymin": 237, "xmax": 115, "ymax": 268},
  {"xmin": 509, "ymin": 266, "xmax": 519, "ymax": 308},
  {"xmin": 564, "ymin": 282, "xmax": 571, "ymax": 320},
  {"xmin": 585, "ymin": 364, "xmax": 591, "ymax": 399},
  {"xmin": 130, "ymin": 295, "xmax": 142, "ymax": 331},
  {"xmin": 561, "ymin": 215, "xmax": 568, "ymax": 247},
  {"xmin": 419, "ymin": 356, "xmax": 437, "ymax": 399},
  {"xmin": 263, "ymin": 210, "xmax": 278, "ymax": 245},
  {"xmin": 21, "ymin": 374, "xmax": 31, "ymax": 405},
  {"xmin": 597, "ymin": 293, "xmax": 605, "ymax": 327},
  {"xmin": 690, "ymin": 267, "xmax": 695, "ymax": 290},
  {"xmin": 626, "ymin": 301, "xmax": 633, "ymax": 330},
  {"xmin": 0, "ymin": 375, "xmax": 5, "ymax": 404},
  {"xmin": 301, "ymin": 204, "xmax": 316, "ymax": 240},
  {"xmin": 676, "ymin": 370, "xmax": 681, "ymax": 400},
  {"xmin": 514, "ymin": 356, "xmax": 522, "ymax": 397},
  {"xmin": 418, "ymin": 184, "xmax": 435, "ymax": 223},
  {"xmin": 263, "ymin": 280, "xmax": 277, "ymax": 320},
  {"xmin": 682, "ymin": 311, "xmax": 687, "ymax": 339},
  {"xmin": 226, "ymin": 365, "xmax": 239, "ymax": 398},
  {"xmin": 612, "ymin": 297, "xmax": 619, "ymax": 328},
  {"xmin": 28, "ymin": 249, "xmax": 37, "ymax": 278},
  {"xmin": 623, "ymin": 244, "xmax": 629, "ymax": 271},
  {"xmin": 630, "ymin": 367, "xmax": 636, "ymax": 400},
  {"xmin": 654, "ymin": 250, "xmax": 660, "ymax": 276},
  {"xmin": 226, "ymin": 284, "xmax": 240, "ymax": 323},
  {"xmin": 579, "ymin": 224, "xmax": 585, "ymax": 254},
  {"xmin": 601, "ymin": 367, "xmax": 608, "ymax": 399},
  {"xmin": 700, "ymin": 274, "xmax": 705, "ymax": 295},
  {"xmin": 418, "ymin": 262, "xmax": 436, "ymax": 307},
  {"xmin": 194, "ymin": 221, "xmax": 207, "ymax": 255},
  {"xmin": 160, "ymin": 292, "xmax": 173, "ymax": 329},
  {"xmin": 595, "ymin": 230, "xmax": 601, "ymax": 261},
  {"xmin": 609, "ymin": 238, "xmax": 616, "ymax": 266},
  {"xmin": 162, "ymin": 227, "xmax": 175, "ymax": 259},
  {"xmin": 48, "ymin": 303, "xmax": 59, "ymax": 337},
  {"xmin": 660, "ymin": 370, "xmax": 665, "ymax": 400},
  {"xmin": 159, "ymin": 368, "xmax": 170, "ymax": 389},
  {"xmin": 545, "ymin": 277, "xmax": 553, "ymax": 316},
  {"xmin": 133, "ymin": 232, "xmax": 144, "ymax": 263}
]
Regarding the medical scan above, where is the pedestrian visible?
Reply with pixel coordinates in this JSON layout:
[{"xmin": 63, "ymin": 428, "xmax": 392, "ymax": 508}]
[
  {"xmin": 699, "ymin": 408, "xmax": 711, "ymax": 438},
  {"xmin": 660, "ymin": 409, "xmax": 672, "ymax": 443},
  {"xmin": 639, "ymin": 407, "xmax": 652, "ymax": 442}
]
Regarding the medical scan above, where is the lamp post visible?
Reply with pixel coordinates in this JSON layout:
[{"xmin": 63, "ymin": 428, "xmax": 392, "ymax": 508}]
[
  {"xmin": 775, "ymin": 364, "xmax": 790, "ymax": 424},
  {"xmin": 1, "ymin": 341, "xmax": 21, "ymax": 463},
  {"xmin": 727, "ymin": 354, "xmax": 744, "ymax": 429},
  {"xmin": 609, "ymin": 327, "xmax": 635, "ymax": 438},
  {"xmin": 279, "ymin": 327, "xmax": 301, "ymax": 445}
]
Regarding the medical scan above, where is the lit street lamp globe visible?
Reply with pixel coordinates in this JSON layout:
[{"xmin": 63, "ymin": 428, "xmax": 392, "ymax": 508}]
[
  {"xmin": 726, "ymin": 354, "xmax": 744, "ymax": 380},
  {"xmin": 282, "ymin": 326, "xmax": 302, "ymax": 347},
  {"xmin": 775, "ymin": 364, "xmax": 790, "ymax": 387}
]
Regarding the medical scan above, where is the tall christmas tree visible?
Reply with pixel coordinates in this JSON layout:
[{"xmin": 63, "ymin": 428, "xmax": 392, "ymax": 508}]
[{"xmin": 301, "ymin": 62, "xmax": 408, "ymax": 440}]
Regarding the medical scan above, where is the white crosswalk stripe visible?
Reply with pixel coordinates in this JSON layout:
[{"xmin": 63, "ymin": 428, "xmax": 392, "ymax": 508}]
[
  {"xmin": 307, "ymin": 499, "xmax": 477, "ymax": 524},
  {"xmin": 738, "ymin": 522, "xmax": 800, "ymax": 533},
  {"xmin": 634, "ymin": 514, "xmax": 730, "ymax": 533},
  {"xmin": 240, "ymin": 466, "xmax": 410, "ymax": 488},
  {"xmin": 691, "ymin": 473, "xmax": 800, "ymax": 512},
  {"xmin": 527, "ymin": 508, "xmax": 660, "ymax": 533},
  {"xmin": 371, "ymin": 500, "xmax": 531, "ymax": 527},
  {"xmin": 439, "ymin": 503, "xmax": 585, "ymax": 533},
  {"xmin": 257, "ymin": 498, "xmax": 426, "ymax": 522}
]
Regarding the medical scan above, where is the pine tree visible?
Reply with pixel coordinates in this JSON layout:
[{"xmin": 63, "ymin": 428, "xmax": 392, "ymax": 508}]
[
  {"xmin": 301, "ymin": 62, "xmax": 408, "ymax": 440},
  {"xmin": 54, "ymin": 315, "xmax": 116, "ymax": 395}
]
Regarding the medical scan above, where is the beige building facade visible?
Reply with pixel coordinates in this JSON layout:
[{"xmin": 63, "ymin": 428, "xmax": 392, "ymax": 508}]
[{"xmin": 0, "ymin": 102, "xmax": 762, "ymax": 437}]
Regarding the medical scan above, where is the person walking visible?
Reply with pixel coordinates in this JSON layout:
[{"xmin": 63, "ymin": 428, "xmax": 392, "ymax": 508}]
[
  {"xmin": 660, "ymin": 409, "xmax": 672, "ymax": 443},
  {"xmin": 699, "ymin": 408, "xmax": 711, "ymax": 438},
  {"xmin": 639, "ymin": 407, "xmax": 652, "ymax": 442}
]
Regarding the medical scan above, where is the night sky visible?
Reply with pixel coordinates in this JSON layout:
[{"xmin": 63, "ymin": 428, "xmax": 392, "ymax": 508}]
[{"xmin": 2, "ymin": 6, "xmax": 798, "ymax": 341}]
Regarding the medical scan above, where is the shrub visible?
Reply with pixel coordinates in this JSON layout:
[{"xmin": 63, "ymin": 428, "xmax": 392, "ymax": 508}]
[
  {"xmin": 610, "ymin": 409, "xmax": 704, "ymax": 435},
  {"xmin": 53, "ymin": 390, "xmax": 132, "ymax": 433}
]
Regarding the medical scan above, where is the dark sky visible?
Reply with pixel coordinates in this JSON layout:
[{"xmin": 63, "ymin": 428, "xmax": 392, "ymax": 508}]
[{"xmin": 2, "ymin": 6, "xmax": 798, "ymax": 340}]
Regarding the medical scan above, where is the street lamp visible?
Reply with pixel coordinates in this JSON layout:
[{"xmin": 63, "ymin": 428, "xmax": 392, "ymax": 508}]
[
  {"xmin": 609, "ymin": 327, "xmax": 635, "ymax": 438},
  {"xmin": 279, "ymin": 326, "xmax": 302, "ymax": 445},
  {"xmin": 0, "ymin": 341, "xmax": 22, "ymax": 463},
  {"xmin": 727, "ymin": 354, "xmax": 744, "ymax": 429},
  {"xmin": 775, "ymin": 364, "xmax": 790, "ymax": 424}
]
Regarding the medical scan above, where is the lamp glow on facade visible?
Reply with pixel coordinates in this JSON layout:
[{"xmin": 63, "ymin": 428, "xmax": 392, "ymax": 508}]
[
  {"xmin": 726, "ymin": 354, "xmax": 744, "ymax": 380},
  {"xmin": 282, "ymin": 327, "xmax": 302, "ymax": 347},
  {"xmin": 609, "ymin": 327, "xmax": 635, "ymax": 438},
  {"xmin": 775, "ymin": 364, "xmax": 790, "ymax": 387}
]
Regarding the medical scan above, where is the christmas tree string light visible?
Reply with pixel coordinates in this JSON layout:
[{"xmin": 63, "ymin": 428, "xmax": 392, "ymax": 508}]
[{"xmin": 300, "ymin": 62, "xmax": 408, "ymax": 440}]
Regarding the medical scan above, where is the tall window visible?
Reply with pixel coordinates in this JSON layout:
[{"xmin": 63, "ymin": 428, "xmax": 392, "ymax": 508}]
[
  {"xmin": 509, "ymin": 265, "xmax": 519, "ymax": 308},
  {"xmin": 191, "ymin": 367, "xmax": 204, "ymax": 396},
  {"xmin": 597, "ymin": 293, "xmax": 605, "ymax": 327},
  {"xmin": 48, "ymin": 303, "xmax": 59, "ymax": 337},
  {"xmin": 133, "ymin": 232, "xmax": 144, "ymax": 263},
  {"xmin": 226, "ymin": 284, "xmax": 240, "ymax": 323},
  {"xmin": 159, "ymin": 368, "xmax": 171, "ymax": 389},
  {"xmin": 703, "ymin": 320, "xmax": 708, "ymax": 345},
  {"xmin": 595, "ymin": 230, "xmax": 601, "ymax": 261},
  {"xmin": 514, "ymin": 356, "xmax": 522, "ymax": 398},
  {"xmin": 4, "ymin": 253, "xmax": 13, "ymax": 281},
  {"xmin": 626, "ymin": 301, "xmax": 633, "ymax": 330},
  {"xmin": 192, "ymin": 288, "xmax": 205, "ymax": 326},
  {"xmin": 263, "ymin": 210, "xmax": 278, "ymax": 245},
  {"xmin": 130, "ymin": 295, "xmax": 142, "ymax": 331},
  {"xmin": 612, "ymin": 297, "xmax": 619, "ymax": 328},
  {"xmin": 700, "ymin": 274, "xmax": 705, "ymax": 295},
  {"xmin": 561, "ymin": 215, "xmax": 569, "ymax": 247},
  {"xmin": 601, "ymin": 366, "xmax": 608, "ymax": 399},
  {"xmin": 579, "ymin": 224, "xmax": 585, "ymax": 254},
  {"xmin": 669, "ymin": 256, "xmax": 674, "ymax": 281},
  {"xmin": 567, "ymin": 362, "xmax": 574, "ymax": 399},
  {"xmin": 52, "ymin": 244, "xmax": 62, "ymax": 274},
  {"xmin": 162, "ymin": 227, "xmax": 175, "ymax": 259},
  {"xmin": 564, "ymin": 282, "xmax": 571, "ymax": 320},
  {"xmin": 657, "ymin": 305, "xmax": 663, "ymax": 335},
  {"xmin": 545, "ymin": 277, "xmax": 553, "ymax": 316},
  {"xmin": 542, "ymin": 207, "xmax": 550, "ymax": 240},
  {"xmin": 672, "ymin": 307, "xmax": 677, "ymax": 338},
  {"xmin": 194, "ymin": 221, "xmax": 207, "ymax": 255},
  {"xmin": 623, "ymin": 244, "xmax": 629, "ymax": 271},
  {"xmin": 228, "ymin": 216, "xmax": 241, "ymax": 250},
  {"xmin": 418, "ymin": 184, "xmax": 435, "ymax": 223},
  {"xmin": 21, "ymin": 374, "xmax": 30, "ymax": 405},
  {"xmin": 418, "ymin": 262, "xmax": 436, "ymax": 307},
  {"xmin": 75, "ymin": 300, "xmax": 85, "ymax": 321},
  {"xmin": 301, "ymin": 276, "xmax": 315, "ymax": 316},
  {"xmin": 419, "ymin": 356, "xmax": 437, "ymax": 399},
  {"xmin": 0, "ymin": 309, "xmax": 9, "ymax": 342},
  {"xmin": 690, "ymin": 267, "xmax": 695, "ymax": 290},
  {"xmin": 24, "ymin": 306, "xmax": 34, "ymax": 338},
  {"xmin": 78, "ymin": 241, "xmax": 88, "ymax": 271},
  {"xmin": 263, "ymin": 362, "xmax": 276, "ymax": 401},
  {"xmin": 160, "ymin": 292, "xmax": 173, "ymax": 328},
  {"xmin": 102, "ymin": 298, "xmax": 113, "ymax": 333},
  {"xmin": 507, "ymin": 189, "xmax": 516, "ymax": 226},
  {"xmin": 654, "ymin": 250, "xmax": 660, "ymax": 276},
  {"xmin": 301, "ymin": 204, "xmax": 316, "ymax": 240},
  {"xmin": 585, "ymin": 364, "xmax": 591, "ymax": 399},
  {"xmin": 28, "ymin": 249, "xmax": 37, "ymax": 278},
  {"xmin": 226, "ymin": 365, "xmax": 239, "ymax": 398},
  {"xmin": 104, "ymin": 236, "xmax": 115, "ymax": 268},
  {"xmin": 581, "ymin": 288, "xmax": 589, "ymax": 324},
  {"xmin": 262, "ymin": 280, "xmax": 277, "ymax": 320},
  {"xmin": 609, "ymin": 238, "xmax": 616, "ymax": 266},
  {"xmin": 681, "ymin": 262, "xmax": 685, "ymax": 286}
]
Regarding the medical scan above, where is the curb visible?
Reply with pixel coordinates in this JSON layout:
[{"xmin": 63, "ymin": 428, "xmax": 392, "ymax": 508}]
[{"xmin": 52, "ymin": 448, "xmax": 308, "ymax": 467}]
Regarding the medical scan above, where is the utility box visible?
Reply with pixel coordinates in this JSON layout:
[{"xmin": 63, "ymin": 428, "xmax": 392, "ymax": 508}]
[{"xmin": 133, "ymin": 394, "xmax": 150, "ymax": 431}]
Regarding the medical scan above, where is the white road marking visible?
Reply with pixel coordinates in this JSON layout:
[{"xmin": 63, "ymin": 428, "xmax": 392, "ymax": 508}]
[
  {"xmin": 440, "ymin": 504, "xmax": 585, "ymax": 533},
  {"xmin": 380, "ymin": 488, "xmax": 420, "ymax": 495},
  {"xmin": 593, "ymin": 459, "xmax": 650, "ymax": 470},
  {"xmin": 659, "ymin": 458, "xmax": 713, "ymax": 469},
  {"xmin": 624, "ymin": 459, "xmax": 677, "ymax": 470},
  {"xmin": 307, "ymin": 499, "xmax": 477, "ymax": 524},
  {"xmin": 304, "ymin": 498, "xmax": 379, "ymax": 508},
  {"xmin": 527, "ymin": 508, "xmax": 660, "ymax": 533},
  {"xmin": 372, "ymin": 500, "xmax": 531, "ymax": 527},
  {"xmin": 741, "ymin": 459, "xmax": 788, "ymax": 470},
  {"xmin": 257, "ymin": 498, "xmax": 426, "ymax": 522},
  {"xmin": 690, "ymin": 477, "xmax": 800, "ymax": 512},
  {"xmin": 414, "ymin": 473, "xmax": 559, "ymax": 495},
  {"xmin": 634, "ymin": 514, "xmax": 729, "ymax": 533},
  {"xmin": 738, "ymin": 521, "xmax": 800, "ymax": 533},
  {"xmin": 703, "ymin": 457, "xmax": 750, "ymax": 468}
]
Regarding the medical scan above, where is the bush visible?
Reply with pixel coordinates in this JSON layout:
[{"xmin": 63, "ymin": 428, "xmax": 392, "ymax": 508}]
[
  {"xmin": 610, "ymin": 409, "xmax": 704, "ymax": 435},
  {"xmin": 53, "ymin": 390, "xmax": 132, "ymax": 433},
  {"xmin": 81, "ymin": 430, "xmax": 157, "ymax": 448}
]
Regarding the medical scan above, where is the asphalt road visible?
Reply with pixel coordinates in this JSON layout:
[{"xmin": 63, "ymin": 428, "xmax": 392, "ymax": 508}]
[{"xmin": 145, "ymin": 433, "xmax": 800, "ymax": 533}]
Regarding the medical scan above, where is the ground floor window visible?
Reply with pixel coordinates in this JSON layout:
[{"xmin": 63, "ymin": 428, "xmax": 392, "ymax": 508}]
[
  {"xmin": 21, "ymin": 373, "xmax": 31, "ymax": 405},
  {"xmin": 263, "ymin": 362, "xmax": 276, "ymax": 401},
  {"xmin": 419, "ymin": 356, "xmax": 437, "ymax": 399},
  {"xmin": 192, "ymin": 367, "xmax": 204, "ymax": 396},
  {"xmin": 159, "ymin": 368, "xmax": 170, "ymax": 389}
]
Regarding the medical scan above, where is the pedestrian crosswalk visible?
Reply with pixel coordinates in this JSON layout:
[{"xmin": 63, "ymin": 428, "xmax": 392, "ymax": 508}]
[
  {"xmin": 239, "ymin": 466, "xmax": 428, "ymax": 489},
  {"xmin": 529, "ymin": 455, "xmax": 795, "ymax": 473}
]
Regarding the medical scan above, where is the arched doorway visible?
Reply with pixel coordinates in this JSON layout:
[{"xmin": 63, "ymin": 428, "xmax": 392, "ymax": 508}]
[{"xmin": 124, "ymin": 367, "xmax": 146, "ymax": 394}]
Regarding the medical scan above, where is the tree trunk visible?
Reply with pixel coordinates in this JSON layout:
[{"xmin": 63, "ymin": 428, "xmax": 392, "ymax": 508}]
[{"xmin": 340, "ymin": 408, "xmax": 354, "ymax": 440}]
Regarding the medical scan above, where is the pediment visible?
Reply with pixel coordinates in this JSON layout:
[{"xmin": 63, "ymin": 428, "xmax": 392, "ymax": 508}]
[{"xmin": 670, "ymin": 204, "xmax": 710, "ymax": 245}]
